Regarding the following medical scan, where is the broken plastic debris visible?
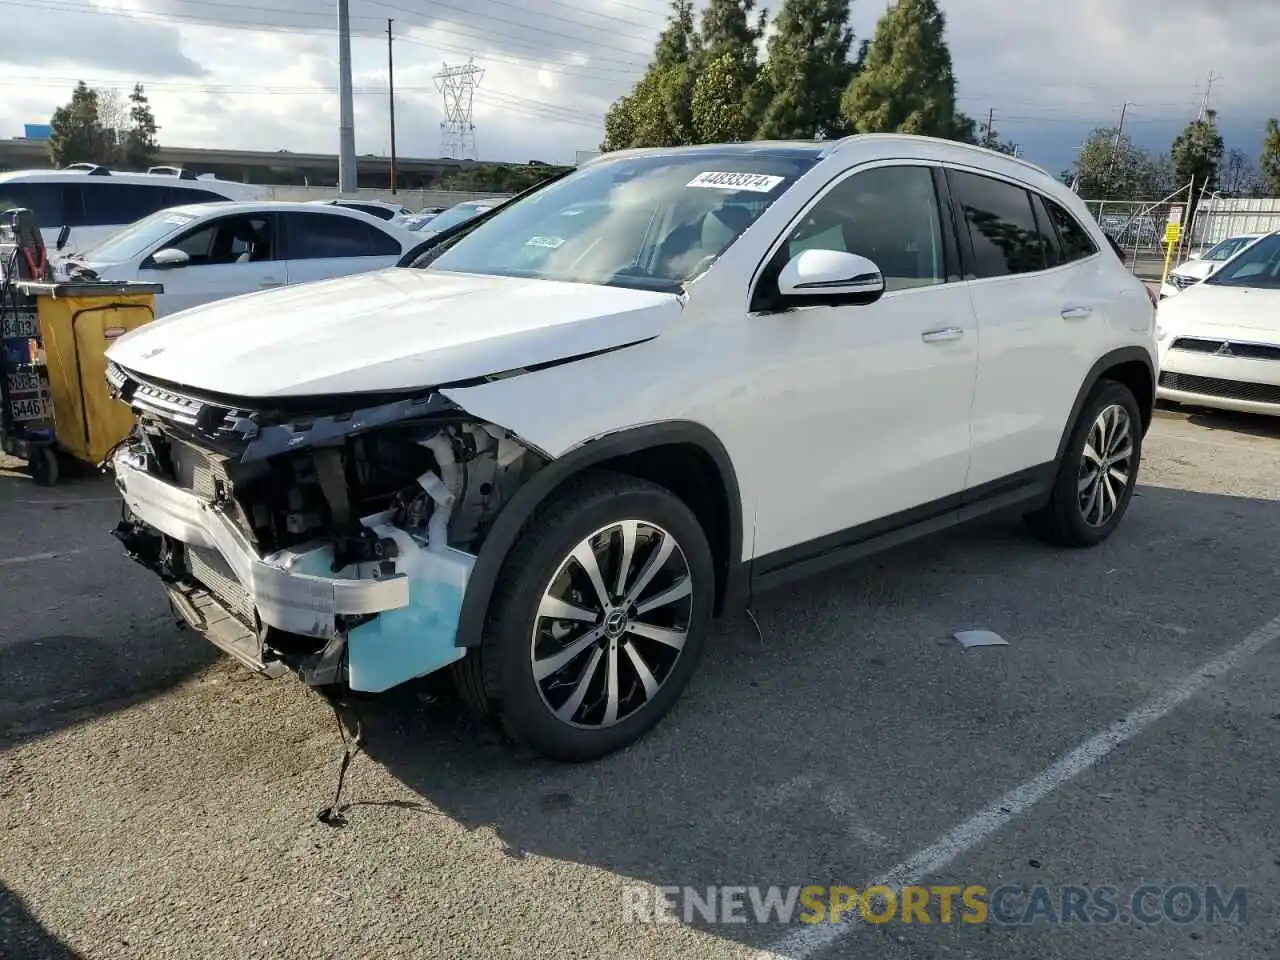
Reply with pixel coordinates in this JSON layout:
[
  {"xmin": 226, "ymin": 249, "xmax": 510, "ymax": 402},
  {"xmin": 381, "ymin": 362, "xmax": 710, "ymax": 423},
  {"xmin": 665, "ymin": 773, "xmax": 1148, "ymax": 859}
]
[{"xmin": 954, "ymin": 629, "xmax": 1009, "ymax": 649}]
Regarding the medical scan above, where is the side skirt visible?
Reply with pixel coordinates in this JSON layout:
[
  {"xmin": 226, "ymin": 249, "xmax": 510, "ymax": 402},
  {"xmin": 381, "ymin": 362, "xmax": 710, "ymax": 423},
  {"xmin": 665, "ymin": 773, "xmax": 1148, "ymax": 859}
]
[{"xmin": 745, "ymin": 463, "xmax": 1057, "ymax": 597}]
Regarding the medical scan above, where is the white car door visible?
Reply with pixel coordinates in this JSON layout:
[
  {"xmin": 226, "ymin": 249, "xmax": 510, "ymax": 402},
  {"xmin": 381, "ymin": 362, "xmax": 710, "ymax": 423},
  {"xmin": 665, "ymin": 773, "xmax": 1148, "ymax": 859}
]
[
  {"xmin": 945, "ymin": 167, "xmax": 1113, "ymax": 486},
  {"xmin": 278, "ymin": 210, "xmax": 405, "ymax": 287},
  {"xmin": 137, "ymin": 213, "xmax": 285, "ymax": 317},
  {"xmin": 742, "ymin": 162, "xmax": 980, "ymax": 560}
]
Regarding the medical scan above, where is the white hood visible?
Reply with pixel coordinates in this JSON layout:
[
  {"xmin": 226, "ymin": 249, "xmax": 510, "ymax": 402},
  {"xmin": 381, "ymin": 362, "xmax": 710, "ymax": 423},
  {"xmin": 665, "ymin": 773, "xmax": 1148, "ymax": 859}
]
[
  {"xmin": 1170, "ymin": 258, "xmax": 1218, "ymax": 281},
  {"xmin": 1158, "ymin": 281, "xmax": 1280, "ymax": 340},
  {"xmin": 106, "ymin": 267, "xmax": 683, "ymax": 397}
]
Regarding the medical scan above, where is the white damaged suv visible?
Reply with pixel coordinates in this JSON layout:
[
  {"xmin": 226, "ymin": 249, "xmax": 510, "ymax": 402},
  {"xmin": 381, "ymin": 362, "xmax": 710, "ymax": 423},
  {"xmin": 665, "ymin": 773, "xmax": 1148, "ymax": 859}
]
[{"xmin": 104, "ymin": 136, "xmax": 1158, "ymax": 761}]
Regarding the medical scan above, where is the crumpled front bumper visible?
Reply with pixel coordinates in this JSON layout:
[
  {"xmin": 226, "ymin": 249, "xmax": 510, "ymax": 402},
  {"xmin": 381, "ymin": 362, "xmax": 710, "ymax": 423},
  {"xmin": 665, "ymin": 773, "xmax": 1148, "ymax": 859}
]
[
  {"xmin": 112, "ymin": 445, "xmax": 474, "ymax": 691},
  {"xmin": 113, "ymin": 446, "xmax": 410, "ymax": 636}
]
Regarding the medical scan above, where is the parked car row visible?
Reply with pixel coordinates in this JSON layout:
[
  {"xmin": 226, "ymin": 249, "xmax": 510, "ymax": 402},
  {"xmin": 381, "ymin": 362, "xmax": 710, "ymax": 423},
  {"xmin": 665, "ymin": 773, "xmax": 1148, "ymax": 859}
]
[
  {"xmin": 58, "ymin": 201, "xmax": 422, "ymax": 316},
  {"xmin": 0, "ymin": 165, "xmax": 509, "ymax": 263}
]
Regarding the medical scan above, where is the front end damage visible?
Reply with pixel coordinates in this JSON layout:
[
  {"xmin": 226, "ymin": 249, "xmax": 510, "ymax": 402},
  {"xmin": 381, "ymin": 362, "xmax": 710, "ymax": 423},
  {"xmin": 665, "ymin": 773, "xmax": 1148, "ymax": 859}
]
[{"xmin": 104, "ymin": 361, "xmax": 544, "ymax": 693}]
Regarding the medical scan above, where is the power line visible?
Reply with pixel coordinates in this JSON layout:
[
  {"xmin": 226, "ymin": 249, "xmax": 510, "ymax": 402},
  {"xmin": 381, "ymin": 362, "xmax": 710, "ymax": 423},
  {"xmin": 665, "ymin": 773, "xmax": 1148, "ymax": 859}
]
[
  {"xmin": 366, "ymin": 0, "xmax": 659, "ymax": 48},
  {"xmin": 0, "ymin": 0, "xmax": 649, "ymax": 80}
]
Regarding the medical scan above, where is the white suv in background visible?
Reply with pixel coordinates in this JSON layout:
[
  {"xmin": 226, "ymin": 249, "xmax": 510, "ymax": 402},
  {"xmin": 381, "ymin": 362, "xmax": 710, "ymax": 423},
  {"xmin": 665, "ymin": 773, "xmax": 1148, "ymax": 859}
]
[
  {"xmin": 0, "ymin": 166, "xmax": 263, "ymax": 254},
  {"xmin": 105, "ymin": 135, "xmax": 1157, "ymax": 762}
]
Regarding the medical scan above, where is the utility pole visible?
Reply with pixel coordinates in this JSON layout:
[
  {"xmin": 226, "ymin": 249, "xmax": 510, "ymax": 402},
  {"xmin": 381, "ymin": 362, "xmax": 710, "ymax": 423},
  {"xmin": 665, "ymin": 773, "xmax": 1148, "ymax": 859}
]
[
  {"xmin": 1196, "ymin": 70, "xmax": 1220, "ymax": 122},
  {"xmin": 1104, "ymin": 101, "xmax": 1131, "ymax": 193},
  {"xmin": 336, "ymin": 0, "xmax": 357, "ymax": 194},
  {"xmin": 387, "ymin": 18, "xmax": 397, "ymax": 194},
  {"xmin": 985, "ymin": 107, "xmax": 994, "ymax": 148}
]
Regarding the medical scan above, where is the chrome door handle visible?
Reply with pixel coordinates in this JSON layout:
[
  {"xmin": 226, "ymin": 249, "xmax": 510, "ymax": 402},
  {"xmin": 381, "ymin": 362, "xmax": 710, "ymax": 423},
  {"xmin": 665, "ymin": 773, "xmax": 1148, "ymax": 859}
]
[
  {"xmin": 921, "ymin": 326, "xmax": 964, "ymax": 343},
  {"xmin": 1061, "ymin": 306, "xmax": 1092, "ymax": 320},
  {"xmin": 258, "ymin": 281, "xmax": 285, "ymax": 288}
]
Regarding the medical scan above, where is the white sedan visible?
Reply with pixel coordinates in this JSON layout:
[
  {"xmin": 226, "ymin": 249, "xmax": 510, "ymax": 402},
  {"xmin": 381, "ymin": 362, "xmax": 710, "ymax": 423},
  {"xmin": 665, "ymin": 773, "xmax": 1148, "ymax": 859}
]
[
  {"xmin": 58, "ymin": 201, "xmax": 421, "ymax": 317},
  {"xmin": 1159, "ymin": 231, "xmax": 1267, "ymax": 300},
  {"xmin": 307, "ymin": 197, "xmax": 416, "ymax": 224},
  {"xmin": 1157, "ymin": 230, "xmax": 1280, "ymax": 415}
]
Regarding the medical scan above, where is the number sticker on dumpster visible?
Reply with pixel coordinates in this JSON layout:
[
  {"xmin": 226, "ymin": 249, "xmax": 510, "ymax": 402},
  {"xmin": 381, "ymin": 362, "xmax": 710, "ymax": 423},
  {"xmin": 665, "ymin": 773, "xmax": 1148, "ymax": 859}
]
[
  {"xmin": 9, "ymin": 397, "xmax": 48, "ymax": 421},
  {"xmin": 2, "ymin": 311, "xmax": 38, "ymax": 339},
  {"xmin": 6, "ymin": 371, "xmax": 40, "ymax": 394}
]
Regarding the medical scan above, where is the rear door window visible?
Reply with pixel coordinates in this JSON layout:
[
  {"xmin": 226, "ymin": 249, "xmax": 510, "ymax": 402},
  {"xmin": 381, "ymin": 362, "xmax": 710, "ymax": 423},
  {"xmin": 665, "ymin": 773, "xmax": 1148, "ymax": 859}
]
[
  {"xmin": 280, "ymin": 211, "xmax": 401, "ymax": 259},
  {"xmin": 947, "ymin": 170, "xmax": 1046, "ymax": 278},
  {"xmin": 79, "ymin": 183, "xmax": 170, "ymax": 226}
]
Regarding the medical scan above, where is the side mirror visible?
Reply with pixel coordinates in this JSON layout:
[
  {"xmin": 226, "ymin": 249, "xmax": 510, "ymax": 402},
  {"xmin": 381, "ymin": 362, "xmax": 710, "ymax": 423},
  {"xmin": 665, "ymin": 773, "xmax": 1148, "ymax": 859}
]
[
  {"xmin": 776, "ymin": 249, "xmax": 886, "ymax": 306},
  {"xmin": 149, "ymin": 248, "xmax": 190, "ymax": 268},
  {"xmin": 1188, "ymin": 251, "xmax": 1202, "ymax": 260},
  {"xmin": 56, "ymin": 225, "xmax": 70, "ymax": 251}
]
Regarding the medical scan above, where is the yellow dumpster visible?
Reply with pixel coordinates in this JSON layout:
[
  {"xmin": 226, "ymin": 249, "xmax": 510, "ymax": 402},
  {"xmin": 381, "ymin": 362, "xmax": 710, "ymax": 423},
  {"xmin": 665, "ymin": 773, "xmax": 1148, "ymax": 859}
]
[{"xmin": 16, "ymin": 281, "xmax": 163, "ymax": 471}]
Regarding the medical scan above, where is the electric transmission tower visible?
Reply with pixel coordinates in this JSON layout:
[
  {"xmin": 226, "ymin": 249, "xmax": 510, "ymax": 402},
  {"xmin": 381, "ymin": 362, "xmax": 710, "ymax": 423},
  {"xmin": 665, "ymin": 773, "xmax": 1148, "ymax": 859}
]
[{"xmin": 435, "ymin": 59, "xmax": 483, "ymax": 159}]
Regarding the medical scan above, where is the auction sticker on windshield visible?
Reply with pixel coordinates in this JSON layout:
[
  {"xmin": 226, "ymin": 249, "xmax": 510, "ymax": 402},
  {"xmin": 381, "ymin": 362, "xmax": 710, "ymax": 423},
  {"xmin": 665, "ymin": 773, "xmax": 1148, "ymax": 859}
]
[{"xmin": 687, "ymin": 171, "xmax": 785, "ymax": 192}]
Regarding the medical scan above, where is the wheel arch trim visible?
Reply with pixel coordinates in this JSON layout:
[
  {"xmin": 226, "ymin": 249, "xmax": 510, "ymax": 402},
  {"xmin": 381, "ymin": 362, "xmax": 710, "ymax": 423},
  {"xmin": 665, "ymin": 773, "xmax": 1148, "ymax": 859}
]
[
  {"xmin": 454, "ymin": 420, "xmax": 744, "ymax": 647},
  {"xmin": 1054, "ymin": 346, "xmax": 1156, "ymax": 464}
]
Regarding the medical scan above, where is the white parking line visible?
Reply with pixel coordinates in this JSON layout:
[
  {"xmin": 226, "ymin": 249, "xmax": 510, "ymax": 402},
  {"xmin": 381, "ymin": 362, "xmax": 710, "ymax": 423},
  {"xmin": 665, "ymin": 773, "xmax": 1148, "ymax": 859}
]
[
  {"xmin": 0, "ymin": 547, "xmax": 104, "ymax": 567},
  {"xmin": 753, "ymin": 611, "xmax": 1280, "ymax": 960}
]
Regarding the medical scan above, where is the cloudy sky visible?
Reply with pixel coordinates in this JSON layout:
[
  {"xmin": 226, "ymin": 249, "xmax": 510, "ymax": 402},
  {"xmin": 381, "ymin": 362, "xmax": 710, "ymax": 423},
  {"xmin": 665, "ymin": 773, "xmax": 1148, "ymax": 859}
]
[{"xmin": 1, "ymin": 0, "xmax": 1276, "ymax": 176}]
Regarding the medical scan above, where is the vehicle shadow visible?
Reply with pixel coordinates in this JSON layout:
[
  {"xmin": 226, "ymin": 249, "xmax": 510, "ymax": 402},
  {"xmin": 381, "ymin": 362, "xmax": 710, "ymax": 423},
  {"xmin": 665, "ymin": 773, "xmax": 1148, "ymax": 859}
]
[
  {"xmin": 0, "ymin": 469, "xmax": 220, "ymax": 748},
  {"xmin": 0, "ymin": 883, "xmax": 86, "ymax": 960},
  {"xmin": 331, "ymin": 483, "xmax": 1280, "ymax": 948},
  {"xmin": 1184, "ymin": 407, "xmax": 1280, "ymax": 441}
]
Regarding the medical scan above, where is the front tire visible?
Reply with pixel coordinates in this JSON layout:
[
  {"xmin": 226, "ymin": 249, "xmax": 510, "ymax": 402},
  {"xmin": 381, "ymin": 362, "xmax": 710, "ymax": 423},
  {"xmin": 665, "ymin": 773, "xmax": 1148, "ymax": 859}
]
[
  {"xmin": 1026, "ymin": 379, "xmax": 1144, "ymax": 547},
  {"xmin": 452, "ymin": 470, "xmax": 715, "ymax": 761}
]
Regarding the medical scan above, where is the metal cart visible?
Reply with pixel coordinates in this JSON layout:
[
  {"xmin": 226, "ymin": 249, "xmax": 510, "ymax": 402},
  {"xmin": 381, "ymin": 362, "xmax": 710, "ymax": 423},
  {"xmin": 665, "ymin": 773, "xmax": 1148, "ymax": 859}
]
[{"xmin": 0, "ymin": 209, "xmax": 58, "ymax": 484}]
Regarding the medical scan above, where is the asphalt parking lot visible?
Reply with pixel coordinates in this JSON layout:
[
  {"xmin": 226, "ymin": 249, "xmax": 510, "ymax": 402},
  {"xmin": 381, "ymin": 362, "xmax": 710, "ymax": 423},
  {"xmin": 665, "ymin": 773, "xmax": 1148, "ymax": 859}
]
[{"xmin": 3, "ymin": 406, "xmax": 1280, "ymax": 960}]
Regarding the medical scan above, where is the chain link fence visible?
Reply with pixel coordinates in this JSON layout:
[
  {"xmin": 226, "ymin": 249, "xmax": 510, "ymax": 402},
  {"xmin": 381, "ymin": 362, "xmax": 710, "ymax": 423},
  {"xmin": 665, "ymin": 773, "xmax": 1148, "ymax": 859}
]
[{"xmin": 1081, "ymin": 190, "xmax": 1280, "ymax": 280}]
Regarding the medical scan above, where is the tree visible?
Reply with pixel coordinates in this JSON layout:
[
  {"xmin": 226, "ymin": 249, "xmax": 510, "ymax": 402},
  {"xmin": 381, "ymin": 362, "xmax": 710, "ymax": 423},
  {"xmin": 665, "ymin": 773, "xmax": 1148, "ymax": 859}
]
[
  {"xmin": 119, "ymin": 84, "xmax": 160, "ymax": 169},
  {"xmin": 1170, "ymin": 111, "xmax": 1224, "ymax": 197},
  {"xmin": 692, "ymin": 51, "xmax": 756, "ymax": 143},
  {"xmin": 48, "ymin": 81, "xmax": 112, "ymax": 167},
  {"xmin": 96, "ymin": 88, "xmax": 127, "ymax": 158},
  {"xmin": 840, "ymin": 0, "xmax": 967, "ymax": 141},
  {"xmin": 1260, "ymin": 119, "xmax": 1280, "ymax": 195},
  {"xmin": 755, "ymin": 0, "xmax": 854, "ymax": 140},
  {"xmin": 1219, "ymin": 148, "xmax": 1257, "ymax": 196},
  {"xmin": 1065, "ymin": 126, "xmax": 1164, "ymax": 200},
  {"xmin": 600, "ymin": 0, "xmax": 699, "ymax": 150},
  {"xmin": 691, "ymin": 0, "xmax": 766, "ymax": 142}
]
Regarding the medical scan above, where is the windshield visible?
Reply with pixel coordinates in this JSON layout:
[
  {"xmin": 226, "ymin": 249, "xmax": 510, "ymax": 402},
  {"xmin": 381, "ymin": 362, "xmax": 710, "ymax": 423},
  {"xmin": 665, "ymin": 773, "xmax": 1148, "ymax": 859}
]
[
  {"xmin": 417, "ymin": 153, "xmax": 818, "ymax": 292},
  {"xmin": 75, "ymin": 208, "xmax": 200, "ymax": 262},
  {"xmin": 1205, "ymin": 233, "xmax": 1280, "ymax": 288},
  {"xmin": 1203, "ymin": 236, "xmax": 1254, "ymax": 262},
  {"xmin": 422, "ymin": 202, "xmax": 494, "ymax": 234}
]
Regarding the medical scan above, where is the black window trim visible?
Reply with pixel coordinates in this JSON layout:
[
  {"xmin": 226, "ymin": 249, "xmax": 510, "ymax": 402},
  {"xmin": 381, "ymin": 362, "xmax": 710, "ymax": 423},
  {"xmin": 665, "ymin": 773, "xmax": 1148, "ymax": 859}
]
[
  {"xmin": 140, "ymin": 211, "xmax": 279, "ymax": 269},
  {"xmin": 278, "ymin": 209, "xmax": 401, "ymax": 260},
  {"xmin": 1027, "ymin": 191, "xmax": 1062, "ymax": 270},
  {"xmin": 747, "ymin": 158, "xmax": 963, "ymax": 314}
]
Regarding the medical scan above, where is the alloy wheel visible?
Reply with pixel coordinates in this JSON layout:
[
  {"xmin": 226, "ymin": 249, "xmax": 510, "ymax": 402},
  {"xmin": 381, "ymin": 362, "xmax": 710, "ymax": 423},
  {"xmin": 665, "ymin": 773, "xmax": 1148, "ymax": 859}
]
[
  {"xmin": 1077, "ymin": 403, "xmax": 1134, "ymax": 527},
  {"xmin": 530, "ymin": 520, "xmax": 694, "ymax": 729}
]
